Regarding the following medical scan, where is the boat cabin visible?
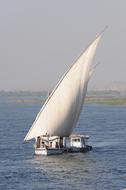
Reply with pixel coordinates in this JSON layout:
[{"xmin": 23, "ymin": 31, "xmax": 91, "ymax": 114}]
[
  {"xmin": 70, "ymin": 135, "xmax": 89, "ymax": 148},
  {"xmin": 35, "ymin": 136, "xmax": 63, "ymax": 149},
  {"xmin": 35, "ymin": 134, "xmax": 91, "ymax": 155},
  {"xmin": 35, "ymin": 134, "xmax": 89, "ymax": 149}
]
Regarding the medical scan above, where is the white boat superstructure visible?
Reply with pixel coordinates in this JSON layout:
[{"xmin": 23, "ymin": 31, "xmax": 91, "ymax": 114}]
[
  {"xmin": 34, "ymin": 135, "xmax": 92, "ymax": 155},
  {"xmin": 24, "ymin": 33, "xmax": 101, "ymax": 156}
]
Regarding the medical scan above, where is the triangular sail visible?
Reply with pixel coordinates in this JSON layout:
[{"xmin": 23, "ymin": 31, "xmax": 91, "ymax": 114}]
[{"xmin": 24, "ymin": 35, "xmax": 101, "ymax": 141}]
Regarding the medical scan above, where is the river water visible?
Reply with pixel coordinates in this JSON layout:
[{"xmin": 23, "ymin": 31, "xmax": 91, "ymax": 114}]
[{"xmin": 0, "ymin": 93, "xmax": 126, "ymax": 190}]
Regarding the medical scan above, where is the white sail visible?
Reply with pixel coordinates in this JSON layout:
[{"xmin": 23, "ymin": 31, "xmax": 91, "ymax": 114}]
[{"xmin": 24, "ymin": 35, "xmax": 101, "ymax": 141}]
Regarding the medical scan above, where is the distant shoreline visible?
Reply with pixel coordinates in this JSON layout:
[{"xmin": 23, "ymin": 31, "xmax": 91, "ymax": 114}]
[
  {"xmin": 14, "ymin": 98, "xmax": 126, "ymax": 106},
  {"xmin": 85, "ymin": 98, "xmax": 126, "ymax": 106},
  {"xmin": 1, "ymin": 90, "xmax": 126, "ymax": 106}
]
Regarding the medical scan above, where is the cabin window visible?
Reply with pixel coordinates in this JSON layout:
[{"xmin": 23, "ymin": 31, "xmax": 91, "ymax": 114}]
[
  {"xmin": 56, "ymin": 142, "xmax": 59, "ymax": 148},
  {"xmin": 42, "ymin": 141, "xmax": 45, "ymax": 147},
  {"xmin": 72, "ymin": 139, "xmax": 80, "ymax": 142},
  {"xmin": 36, "ymin": 137, "xmax": 41, "ymax": 148},
  {"xmin": 60, "ymin": 137, "xmax": 63, "ymax": 148},
  {"xmin": 50, "ymin": 142, "xmax": 52, "ymax": 147}
]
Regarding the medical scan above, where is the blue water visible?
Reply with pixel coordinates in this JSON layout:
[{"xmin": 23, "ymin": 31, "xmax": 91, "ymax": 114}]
[{"xmin": 0, "ymin": 94, "xmax": 126, "ymax": 190}]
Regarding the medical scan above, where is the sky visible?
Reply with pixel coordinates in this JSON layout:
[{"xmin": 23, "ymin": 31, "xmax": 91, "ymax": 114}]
[{"xmin": 0, "ymin": 0, "xmax": 126, "ymax": 91}]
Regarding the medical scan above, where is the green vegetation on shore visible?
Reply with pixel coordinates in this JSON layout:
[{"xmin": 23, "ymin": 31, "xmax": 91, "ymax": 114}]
[
  {"xmin": 85, "ymin": 98, "xmax": 126, "ymax": 106},
  {"xmin": 1, "ymin": 91, "xmax": 126, "ymax": 106}
]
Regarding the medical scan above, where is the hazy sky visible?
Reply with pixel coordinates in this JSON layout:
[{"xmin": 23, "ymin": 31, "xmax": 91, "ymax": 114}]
[{"xmin": 0, "ymin": 0, "xmax": 126, "ymax": 91}]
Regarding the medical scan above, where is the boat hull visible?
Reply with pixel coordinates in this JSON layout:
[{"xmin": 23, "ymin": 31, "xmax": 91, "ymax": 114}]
[
  {"xmin": 66, "ymin": 145, "xmax": 92, "ymax": 153},
  {"xmin": 35, "ymin": 146, "xmax": 92, "ymax": 155},
  {"xmin": 35, "ymin": 148, "xmax": 65, "ymax": 155}
]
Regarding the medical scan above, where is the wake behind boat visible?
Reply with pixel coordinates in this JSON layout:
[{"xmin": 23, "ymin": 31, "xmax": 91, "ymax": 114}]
[{"xmin": 24, "ymin": 34, "xmax": 101, "ymax": 155}]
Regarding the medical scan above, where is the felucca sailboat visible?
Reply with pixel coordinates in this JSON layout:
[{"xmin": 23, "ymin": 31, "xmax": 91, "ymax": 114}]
[{"xmin": 24, "ymin": 34, "xmax": 101, "ymax": 155}]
